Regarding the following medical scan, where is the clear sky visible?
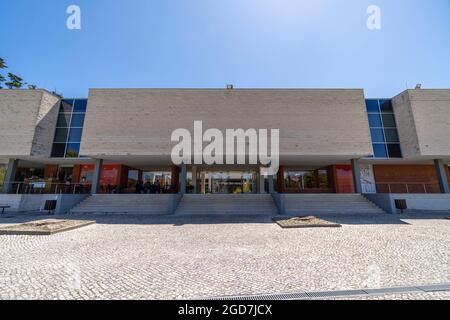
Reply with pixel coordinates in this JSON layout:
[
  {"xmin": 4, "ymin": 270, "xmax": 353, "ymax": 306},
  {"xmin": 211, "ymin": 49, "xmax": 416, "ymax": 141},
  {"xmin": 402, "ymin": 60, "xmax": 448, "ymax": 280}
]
[{"xmin": 1, "ymin": 0, "xmax": 449, "ymax": 98}]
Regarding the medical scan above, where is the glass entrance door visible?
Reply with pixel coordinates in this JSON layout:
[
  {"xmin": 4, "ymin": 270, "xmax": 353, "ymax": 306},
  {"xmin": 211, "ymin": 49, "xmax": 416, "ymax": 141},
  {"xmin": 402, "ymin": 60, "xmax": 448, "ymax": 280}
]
[{"xmin": 199, "ymin": 171, "xmax": 257, "ymax": 194}]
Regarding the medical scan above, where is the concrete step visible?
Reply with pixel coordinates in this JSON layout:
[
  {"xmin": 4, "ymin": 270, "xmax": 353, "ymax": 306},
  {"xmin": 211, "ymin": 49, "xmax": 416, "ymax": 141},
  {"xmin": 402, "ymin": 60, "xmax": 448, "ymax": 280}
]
[
  {"xmin": 282, "ymin": 194, "xmax": 386, "ymax": 215},
  {"xmin": 70, "ymin": 194, "xmax": 175, "ymax": 215},
  {"xmin": 175, "ymin": 194, "xmax": 278, "ymax": 215}
]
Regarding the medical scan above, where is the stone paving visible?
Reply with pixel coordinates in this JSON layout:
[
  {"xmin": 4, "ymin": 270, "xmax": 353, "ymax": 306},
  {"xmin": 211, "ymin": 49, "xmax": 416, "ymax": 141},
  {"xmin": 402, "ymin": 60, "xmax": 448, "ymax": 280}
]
[{"xmin": 0, "ymin": 212, "xmax": 449, "ymax": 300}]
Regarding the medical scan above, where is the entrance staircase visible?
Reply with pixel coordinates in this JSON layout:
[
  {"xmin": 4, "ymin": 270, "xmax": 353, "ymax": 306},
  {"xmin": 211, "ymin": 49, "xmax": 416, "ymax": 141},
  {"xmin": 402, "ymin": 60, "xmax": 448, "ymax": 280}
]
[
  {"xmin": 70, "ymin": 194, "xmax": 176, "ymax": 215},
  {"xmin": 68, "ymin": 193, "xmax": 385, "ymax": 216},
  {"xmin": 282, "ymin": 194, "xmax": 386, "ymax": 215},
  {"xmin": 175, "ymin": 194, "xmax": 278, "ymax": 215}
]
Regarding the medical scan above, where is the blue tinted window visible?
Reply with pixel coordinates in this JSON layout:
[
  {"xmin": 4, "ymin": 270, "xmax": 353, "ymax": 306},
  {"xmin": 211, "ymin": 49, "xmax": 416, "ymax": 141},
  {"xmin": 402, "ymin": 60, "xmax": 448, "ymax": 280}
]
[
  {"xmin": 70, "ymin": 114, "xmax": 85, "ymax": 127},
  {"xmin": 373, "ymin": 144, "xmax": 388, "ymax": 158},
  {"xmin": 65, "ymin": 143, "xmax": 80, "ymax": 158},
  {"xmin": 68, "ymin": 128, "xmax": 83, "ymax": 143},
  {"xmin": 371, "ymin": 129, "xmax": 385, "ymax": 143},
  {"xmin": 73, "ymin": 99, "xmax": 88, "ymax": 112},
  {"xmin": 368, "ymin": 114, "xmax": 382, "ymax": 127},
  {"xmin": 366, "ymin": 100, "xmax": 379, "ymax": 113}
]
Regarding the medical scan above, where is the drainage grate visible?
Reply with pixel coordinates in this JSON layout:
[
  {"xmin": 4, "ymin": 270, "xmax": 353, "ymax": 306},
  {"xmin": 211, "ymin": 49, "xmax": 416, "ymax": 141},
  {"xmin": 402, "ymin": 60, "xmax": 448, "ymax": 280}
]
[
  {"xmin": 306, "ymin": 290, "xmax": 367, "ymax": 299},
  {"xmin": 207, "ymin": 283, "xmax": 450, "ymax": 300}
]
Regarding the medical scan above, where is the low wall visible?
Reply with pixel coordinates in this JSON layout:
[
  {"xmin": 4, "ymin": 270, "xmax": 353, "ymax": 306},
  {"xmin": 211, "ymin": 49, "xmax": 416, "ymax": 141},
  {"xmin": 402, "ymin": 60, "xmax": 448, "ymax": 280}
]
[
  {"xmin": 0, "ymin": 194, "xmax": 88, "ymax": 214},
  {"xmin": 364, "ymin": 193, "xmax": 450, "ymax": 214}
]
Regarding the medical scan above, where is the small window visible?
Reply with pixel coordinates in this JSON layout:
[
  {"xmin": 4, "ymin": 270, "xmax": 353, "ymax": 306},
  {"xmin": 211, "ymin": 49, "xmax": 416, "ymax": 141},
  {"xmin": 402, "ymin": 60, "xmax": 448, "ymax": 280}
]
[
  {"xmin": 373, "ymin": 144, "xmax": 388, "ymax": 158},
  {"xmin": 370, "ymin": 129, "xmax": 385, "ymax": 143},
  {"xmin": 51, "ymin": 143, "xmax": 66, "ymax": 158},
  {"xmin": 387, "ymin": 144, "xmax": 402, "ymax": 158},
  {"xmin": 368, "ymin": 114, "xmax": 382, "ymax": 127},
  {"xmin": 68, "ymin": 128, "xmax": 83, "ymax": 143},
  {"xmin": 70, "ymin": 114, "xmax": 85, "ymax": 127},
  {"xmin": 366, "ymin": 100, "xmax": 380, "ymax": 113},
  {"xmin": 73, "ymin": 99, "xmax": 88, "ymax": 112},
  {"xmin": 54, "ymin": 128, "xmax": 69, "ymax": 143},
  {"xmin": 65, "ymin": 143, "xmax": 81, "ymax": 158}
]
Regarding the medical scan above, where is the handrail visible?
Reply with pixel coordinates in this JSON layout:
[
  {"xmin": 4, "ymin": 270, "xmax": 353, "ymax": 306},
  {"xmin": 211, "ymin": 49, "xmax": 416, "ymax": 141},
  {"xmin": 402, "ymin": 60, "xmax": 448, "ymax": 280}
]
[
  {"xmin": 1, "ymin": 181, "xmax": 92, "ymax": 195},
  {"xmin": 375, "ymin": 182, "xmax": 440, "ymax": 194}
]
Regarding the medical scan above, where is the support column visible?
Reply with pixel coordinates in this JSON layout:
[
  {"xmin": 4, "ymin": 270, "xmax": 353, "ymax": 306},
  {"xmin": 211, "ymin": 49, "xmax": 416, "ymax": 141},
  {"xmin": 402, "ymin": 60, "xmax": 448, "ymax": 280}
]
[
  {"xmin": 179, "ymin": 164, "xmax": 187, "ymax": 195},
  {"xmin": 434, "ymin": 159, "xmax": 450, "ymax": 194},
  {"xmin": 258, "ymin": 171, "xmax": 266, "ymax": 194},
  {"xmin": 91, "ymin": 159, "xmax": 103, "ymax": 194},
  {"xmin": 268, "ymin": 174, "xmax": 275, "ymax": 194},
  {"xmin": 351, "ymin": 159, "xmax": 362, "ymax": 194},
  {"xmin": 2, "ymin": 159, "xmax": 19, "ymax": 194},
  {"xmin": 192, "ymin": 166, "xmax": 198, "ymax": 194}
]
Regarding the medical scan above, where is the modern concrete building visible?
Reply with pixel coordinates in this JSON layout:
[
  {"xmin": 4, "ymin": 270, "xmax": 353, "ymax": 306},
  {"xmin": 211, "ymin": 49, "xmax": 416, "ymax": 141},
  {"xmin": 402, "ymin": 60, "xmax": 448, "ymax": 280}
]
[{"xmin": 1, "ymin": 87, "xmax": 449, "ymax": 215}]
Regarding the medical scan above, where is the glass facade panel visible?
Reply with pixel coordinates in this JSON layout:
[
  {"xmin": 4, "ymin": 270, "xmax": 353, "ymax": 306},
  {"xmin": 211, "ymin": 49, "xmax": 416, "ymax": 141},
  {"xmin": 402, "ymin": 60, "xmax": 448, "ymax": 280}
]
[
  {"xmin": 56, "ymin": 113, "xmax": 71, "ymax": 127},
  {"xmin": 51, "ymin": 143, "xmax": 66, "ymax": 158},
  {"xmin": 373, "ymin": 144, "xmax": 388, "ymax": 158},
  {"xmin": 387, "ymin": 144, "xmax": 402, "ymax": 158},
  {"xmin": 60, "ymin": 100, "xmax": 73, "ymax": 113},
  {"xmin": 384, "ymin": 128, "xmax": 399, "ymax": 143},
  {"xmin": 73, "ymin": 99, "xmax": 88, "ymax": 112},
  {"xmin": 370, "ymin": 129, "xmax": 385, "ymax": 143},
  {"xmin": 68, "ymin": 128, "xmax": 83, "ymax": 143},
  {"xmin": 51, "ymin": 99, "xmax": 87, "ymax": 158},
  {"xmin": 54, "ymin": 128, "xmax": 69, "ymax": 143},
  {"xmin": 381, "ymin": 114, "xmax": 396, "ymax": 127},
  {"xmin": 379, "ymin": 99, "xmax": 393, "ymax": 112},
  {"xmin": 368, "ymin": 114, "xmax": 382, "ymax": 127},
  {"xmin": 70, "ymin": 114, "xmax": 85, "ymax": 127},
  {"xmin": 365, "ymin": 99, "xmax": 380, "ymax": 113},
  {"xmin": 366, "ymin": 99, "xmax": 402, "ymax": 158},
  {"xmin": 65, "ymin": 143, "xmax": 81, "ymax": 158}
]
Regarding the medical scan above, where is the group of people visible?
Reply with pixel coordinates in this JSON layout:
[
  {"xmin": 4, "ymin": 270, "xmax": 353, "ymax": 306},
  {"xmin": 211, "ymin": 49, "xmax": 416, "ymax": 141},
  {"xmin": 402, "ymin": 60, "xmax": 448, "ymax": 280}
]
[{"xmin": 135, "ymin": 180, "xmax": 162, "ymax": 194}]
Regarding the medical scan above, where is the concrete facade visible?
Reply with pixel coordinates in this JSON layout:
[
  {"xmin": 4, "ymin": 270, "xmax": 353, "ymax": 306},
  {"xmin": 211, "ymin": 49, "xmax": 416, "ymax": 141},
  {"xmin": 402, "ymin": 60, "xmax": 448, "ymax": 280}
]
[
  {"xmin": 0, "ymin": 90, "xmax": 60, "ymax": 158},
  {"xmin": 80, "ymin": 89, "xmax": 373, "ymax": 159},
  {"xmin": 393, "ymin": 89, "xmax": 450, "ymax": 159}
]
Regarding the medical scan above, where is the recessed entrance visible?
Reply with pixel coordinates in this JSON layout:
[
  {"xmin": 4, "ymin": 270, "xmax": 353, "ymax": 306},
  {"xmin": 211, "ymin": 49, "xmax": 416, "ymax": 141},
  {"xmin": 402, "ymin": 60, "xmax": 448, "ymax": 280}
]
[{"xmin": 199, "ymin": 170, "xmax": 257, "ymax": 194}]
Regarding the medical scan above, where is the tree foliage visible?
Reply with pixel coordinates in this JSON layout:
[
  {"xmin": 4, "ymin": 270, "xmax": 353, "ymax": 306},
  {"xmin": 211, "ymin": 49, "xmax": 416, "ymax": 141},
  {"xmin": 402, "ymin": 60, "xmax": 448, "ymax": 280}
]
[{"xmin": 0, "ymin": 57, "xmax": 33, "ymax": 89}]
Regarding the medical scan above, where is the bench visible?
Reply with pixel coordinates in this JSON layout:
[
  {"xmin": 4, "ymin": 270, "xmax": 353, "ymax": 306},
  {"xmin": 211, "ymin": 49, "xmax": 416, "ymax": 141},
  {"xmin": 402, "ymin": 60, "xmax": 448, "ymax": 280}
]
[{"xmin": 1, "ymin": 206, "xmax": 11, "ymax": 214}]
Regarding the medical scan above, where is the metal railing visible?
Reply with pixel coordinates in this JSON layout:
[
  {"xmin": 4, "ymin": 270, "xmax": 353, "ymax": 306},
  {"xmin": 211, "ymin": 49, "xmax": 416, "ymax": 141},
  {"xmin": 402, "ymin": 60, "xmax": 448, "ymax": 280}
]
[
  {"xmin": 375, "ymin": 182, "xmax": 440, "ymax": 194},
  {"xmin": 1, "ymin": 181, "xmax": 92, "ymax": 195}
]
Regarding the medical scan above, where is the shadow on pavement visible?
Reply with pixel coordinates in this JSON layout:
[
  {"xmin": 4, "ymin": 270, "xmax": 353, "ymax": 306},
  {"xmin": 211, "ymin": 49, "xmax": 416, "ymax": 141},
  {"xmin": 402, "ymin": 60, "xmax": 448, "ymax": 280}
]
[{"xmin": 1, "ymin": 211, "xmax": 449, "ymax": 227}]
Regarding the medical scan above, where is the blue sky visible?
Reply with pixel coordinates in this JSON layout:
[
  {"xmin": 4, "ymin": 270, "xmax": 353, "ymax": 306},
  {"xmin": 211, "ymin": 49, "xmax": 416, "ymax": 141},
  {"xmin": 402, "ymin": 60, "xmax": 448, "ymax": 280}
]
[{"xmin": 1, "ymin": 0, "xmax": 449, "ymax": 98}]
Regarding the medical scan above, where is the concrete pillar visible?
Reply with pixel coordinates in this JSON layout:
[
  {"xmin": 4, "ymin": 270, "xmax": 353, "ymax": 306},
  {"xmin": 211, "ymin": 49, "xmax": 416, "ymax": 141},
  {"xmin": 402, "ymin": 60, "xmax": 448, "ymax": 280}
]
[
  {"xmin": 91, "ymin": 159, "xmax": 103, "ymax": 194},
  {"xmin": 268, "ymin": 175, "xmax": 275, "ymax": 194},
  {"xmin": 258, "ymin": 172, "xmax": 266, "ymax": 194},
  {"xmin": 434, "ymin": 159, "xmax": 450, "ymax": 194},
  {"xmin": 192, "ymin": 166, "xmax": 198, "ymax": 194},
  {"xmin": 2, "ymin": 159, "xmax": 19, "ymax": 194},
  {"xmin": 179, "ymin": 164, "xmax": 187, "ymax": 195},
  {"xmin": 351, "ymin": 159, "xmax": 362, "ymax": 194}
]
